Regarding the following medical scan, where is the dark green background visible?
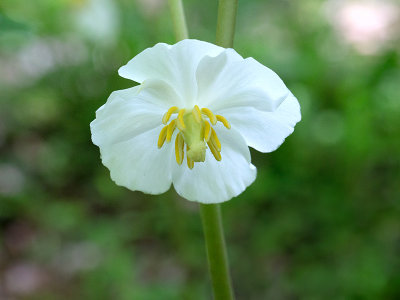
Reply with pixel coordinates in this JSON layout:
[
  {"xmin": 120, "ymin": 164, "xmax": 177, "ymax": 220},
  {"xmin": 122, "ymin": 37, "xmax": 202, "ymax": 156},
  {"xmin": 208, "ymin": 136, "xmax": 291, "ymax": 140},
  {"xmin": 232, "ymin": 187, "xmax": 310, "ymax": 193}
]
[{"xmin": 1, "ymin": 0, "xmax": 399, "ymax": 299}]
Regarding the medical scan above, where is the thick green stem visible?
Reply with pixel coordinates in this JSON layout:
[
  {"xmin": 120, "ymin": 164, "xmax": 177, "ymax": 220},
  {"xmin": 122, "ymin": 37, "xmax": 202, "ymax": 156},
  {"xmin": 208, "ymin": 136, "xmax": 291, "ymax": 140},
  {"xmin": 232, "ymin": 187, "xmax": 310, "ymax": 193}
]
[
  {"xmin": 216, "ymin": 0, "xmax": 238, "ymax": 48},
  {"xmin": 200, "ymin": 204, "xmax": 234, "ymax": 300},
  {"xmin": 168, "ymin": 0, "xmax": 189, "ymax": 41}
]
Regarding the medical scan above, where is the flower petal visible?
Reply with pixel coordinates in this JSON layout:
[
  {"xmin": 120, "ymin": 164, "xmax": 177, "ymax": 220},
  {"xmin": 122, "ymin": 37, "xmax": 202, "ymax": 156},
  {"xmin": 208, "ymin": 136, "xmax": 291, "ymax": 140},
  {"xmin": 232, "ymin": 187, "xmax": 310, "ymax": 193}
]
[
  {"xmin": 218, "ymin": 93, "xmax": 301, "ymax": 153},
  {"xmin": 196, "ymin": 51, "xmax": 290, "ymax": 112},
  {"xmin": 91, "ymin": 79, "xmax": 181, "ymax": 146},
  {"xmin": 172, "ymin": 127, "xmax": 256, "ymax": 203},
  {"xmin": 90, "ymin": 81, "xmax": 181, "ymax": 194},
  {"xmin": 99, "ymin": 125, "xmax": 175, "ymax": 194},
  {"xmin": 138, "ymin": 78, "xmax": 186, "ymax": 108},
  {"xmin": 119, "ymin": 39, "xmax": 224, "ymax": 105}
]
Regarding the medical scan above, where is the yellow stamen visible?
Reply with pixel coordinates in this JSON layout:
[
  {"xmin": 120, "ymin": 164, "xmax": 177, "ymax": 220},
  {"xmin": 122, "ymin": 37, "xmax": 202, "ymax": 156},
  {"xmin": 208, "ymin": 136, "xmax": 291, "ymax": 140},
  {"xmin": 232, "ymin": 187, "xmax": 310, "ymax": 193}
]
[
  {"xmin": 192, "ymin": 105, "xmax": 202, "ymax": 123},
  {"xmin": 162, "ymin": 106, "xmax": 179, "ymax": 124},
  {"xmin": 187, "ymin": 146, "xmax": 194, "ymax": 169},
  {"xmin": 175, "ymin": 132, "xmax": 184, "ymax": 165},
  {"xmin": 177, "ymin": 109, "xmax": 186, "ymax": 130},
  {"xmin": 166, "ymin": 119, "xmax": 176, "ymax": 142},
  {"xmin": 203, "ymin": 121, "xmax": 211, "ymax": 142},
  {"xmin": 201, "ymin": 108, "xmax": 217, "ymax": 125},
  {"xmin": 207, "ymin": 140, "xmax": 222, "ymax": 161},
  {"xmin": 159, "ymin": 105, "xmax": 228, "ymax": 167},
  {"xmin": 216, "ymin": 115, "xmax": 231, "ymax": 129},
  {"xmin": 210, "ymin": 127, "xmax": 221, "ymax": 151},
  {"xmin": 157, "ymin": 125, "xmax": 168, "ymax": 148}
]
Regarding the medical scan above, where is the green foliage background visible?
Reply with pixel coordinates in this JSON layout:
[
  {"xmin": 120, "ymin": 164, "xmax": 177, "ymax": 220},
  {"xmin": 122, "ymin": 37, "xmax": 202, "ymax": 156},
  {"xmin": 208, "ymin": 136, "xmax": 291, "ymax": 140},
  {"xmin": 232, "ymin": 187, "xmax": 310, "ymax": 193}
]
[{"xmin": 1, "ymin": 0, "xmax": 399, "ymax": 299}]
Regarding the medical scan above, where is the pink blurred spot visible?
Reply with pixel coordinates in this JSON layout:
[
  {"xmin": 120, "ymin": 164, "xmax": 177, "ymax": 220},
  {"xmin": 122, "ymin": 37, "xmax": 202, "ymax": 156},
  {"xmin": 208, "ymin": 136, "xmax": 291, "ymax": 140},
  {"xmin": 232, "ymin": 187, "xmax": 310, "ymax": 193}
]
[
  {"xmin": 326, "ymin": 0, "xmax": 399, "ymax": 54},
  {"xmin": 4, "ymin": 263, "xmax": 48, "ymax": 296}
]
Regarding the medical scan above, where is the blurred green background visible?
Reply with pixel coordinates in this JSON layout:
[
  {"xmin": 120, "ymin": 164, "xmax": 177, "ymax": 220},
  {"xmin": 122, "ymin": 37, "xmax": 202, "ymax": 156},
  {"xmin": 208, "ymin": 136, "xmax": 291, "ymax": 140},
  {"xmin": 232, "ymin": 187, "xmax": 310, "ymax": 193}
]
[{"xmin": 1, "ymin": 0, "xmax": 399, "ymax": 299}]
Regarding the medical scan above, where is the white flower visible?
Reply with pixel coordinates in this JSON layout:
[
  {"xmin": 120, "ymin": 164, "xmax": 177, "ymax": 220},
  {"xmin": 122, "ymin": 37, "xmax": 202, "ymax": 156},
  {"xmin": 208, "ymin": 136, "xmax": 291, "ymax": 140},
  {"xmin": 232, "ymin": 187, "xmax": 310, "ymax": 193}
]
[{"xmin": 90, "ymin": 39, "xmax": 301, "ymax": 203}]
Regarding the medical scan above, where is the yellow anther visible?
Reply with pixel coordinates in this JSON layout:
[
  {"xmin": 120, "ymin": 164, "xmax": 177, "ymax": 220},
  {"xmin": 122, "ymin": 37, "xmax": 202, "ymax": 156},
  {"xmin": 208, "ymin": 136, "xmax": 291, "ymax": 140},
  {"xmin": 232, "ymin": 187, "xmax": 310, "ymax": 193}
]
[
  {"xmin": 166, "ymin": 119, "xmax": 176, "ymax": 143},
  {"xmin": 216, "ymin": 115, "xmax": 231, "ymax": 129},
  {"xmin": 162, "ymin": 106, "xmax": 179, "ymax": 124},
  {"xmin": 201, "ymin": 108, "xmax": 217, "ymax": 125},
  {"xmin": 175, "ymin": 132, "xmax": 184, "ymax": 165},
  {"xmin": 210, "ymin": 128, "xmax": 221, "ymax": 151},
  {"xmin": 192, "ymin": 105, "xmax": 202, "ymax": 123},
  {"xmin": 187, "ymin": 146, "xmax": 194, "ymax": 169},
  {"xmin": 177, "ymin": 109, "xmax": 186, "ymax": 130},
  {"xmin": 207, "ymin": 140, "xmax": 221, "ymax": 161},
  {"xmin": 203, "ymin": 121, "xmax": 211, "ymax": 142},
  {"xmin": 157, "ymin": 125, "xmax": 168, "ymax": 148}
]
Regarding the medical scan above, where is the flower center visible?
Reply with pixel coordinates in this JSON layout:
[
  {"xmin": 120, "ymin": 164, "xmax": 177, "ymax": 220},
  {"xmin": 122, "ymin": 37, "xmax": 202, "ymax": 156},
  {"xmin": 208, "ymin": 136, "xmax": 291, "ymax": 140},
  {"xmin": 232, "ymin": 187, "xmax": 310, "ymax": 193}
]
[{"xmin": 157, "ymin": 105, "xmax": 231, "ymax": 169}]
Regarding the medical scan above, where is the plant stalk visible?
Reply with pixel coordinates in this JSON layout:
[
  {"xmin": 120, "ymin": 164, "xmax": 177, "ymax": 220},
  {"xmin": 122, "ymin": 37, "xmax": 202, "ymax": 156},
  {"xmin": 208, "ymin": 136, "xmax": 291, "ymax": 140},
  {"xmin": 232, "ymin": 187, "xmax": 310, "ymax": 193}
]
[
  {"xmin": 200, "ymin": 204, "xmax": 235, "ymax": 300},
  {"xmin": 216, "ymin": 0, "xmax": 238, "ymax": 48},
  {"xmin": 168, "ymin": 0, "xmax": 237, "ymax": 298},
  {"xmin": 202, "ymin": 2, "xmax": 239, "ymax": 298},
  {"xmin": 168, "ymin": 0, "xmax": 189, "ymax": 41}
]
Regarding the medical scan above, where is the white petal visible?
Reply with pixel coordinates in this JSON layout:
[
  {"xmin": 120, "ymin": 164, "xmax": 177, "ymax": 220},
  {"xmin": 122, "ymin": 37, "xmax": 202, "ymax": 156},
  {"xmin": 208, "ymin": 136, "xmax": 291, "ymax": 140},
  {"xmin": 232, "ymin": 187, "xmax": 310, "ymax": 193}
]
[
  {"xmin": 138, "ymin": 78, "xmax": 186, "ymax": 108},
  {"xmin": 218, "ymin": 93, "xmax": 301, "ymax": 153},
  {"xmin": 172, "ymin": 127, "xmax": 256, "ymax": 203},
  {"xmin": 99, "ymin": 126, "xmax": 175, "ymax": 194},
  {"xmin": 90, "ymin": 81, "xmax": 181, "ymax": 194},
  {"xmin": 196, "ymin": 52, "xmax": 290, "ymax": 112},
  {"xmin": 91, "ymin": 79, "xmax": 180, "ymax": 146},
  {"xmin": 119, "ymin": 39, "xmax": 224, "ymax": 105}
]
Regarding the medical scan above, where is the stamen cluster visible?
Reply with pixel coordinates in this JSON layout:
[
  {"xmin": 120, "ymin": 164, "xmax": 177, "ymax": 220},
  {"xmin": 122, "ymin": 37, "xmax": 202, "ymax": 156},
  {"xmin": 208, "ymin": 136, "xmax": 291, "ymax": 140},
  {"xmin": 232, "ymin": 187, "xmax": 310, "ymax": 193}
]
[{"xmin": 157, "ymin": 105, "xmax": 231, "ymax": 169}]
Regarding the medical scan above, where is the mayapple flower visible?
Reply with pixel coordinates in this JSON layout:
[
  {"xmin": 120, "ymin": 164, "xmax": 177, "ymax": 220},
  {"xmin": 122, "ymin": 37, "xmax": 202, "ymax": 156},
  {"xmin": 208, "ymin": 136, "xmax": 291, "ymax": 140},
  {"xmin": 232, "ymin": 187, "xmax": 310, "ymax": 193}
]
[{"xmin": 90, "ymin": 39, "xmax": 301, "ymax": 203}]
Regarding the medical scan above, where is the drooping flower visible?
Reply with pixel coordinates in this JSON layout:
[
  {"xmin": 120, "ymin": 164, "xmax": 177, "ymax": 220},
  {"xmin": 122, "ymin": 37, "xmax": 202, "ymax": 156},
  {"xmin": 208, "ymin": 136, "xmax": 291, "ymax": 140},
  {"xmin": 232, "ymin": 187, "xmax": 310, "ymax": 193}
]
[{"xmin": 90, "ymin": 39, "xmax": 301, "ymax": 203}]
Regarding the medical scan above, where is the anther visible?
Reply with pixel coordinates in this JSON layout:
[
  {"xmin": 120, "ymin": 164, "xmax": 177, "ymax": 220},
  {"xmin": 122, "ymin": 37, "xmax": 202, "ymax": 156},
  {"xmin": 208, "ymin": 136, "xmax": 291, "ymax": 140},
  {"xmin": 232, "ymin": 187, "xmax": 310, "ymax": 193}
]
[
  {"xmin": 192, "ymin": 105, "xmax": 202, "ymax": 123},
  {"xmin": 201, "ymin": 108, "xmax": 217, "ymax": 125},
  {"xmin": 210, "ymin": 128, "xmax": 221, "ymax": 151},
  {"xmin": 162, "ymin": 106, "xmax": 179, "ymax": 124},
  {"xmin": 203, "ymin": 121, "xmax": 211, "ymax": 142},
  {"xmin": 177, "ymin": 109, "xmax": 186, "ymax": 130},
  {"xmin": 207, "ymin": 140, "xmax": 221, "ymax": 161},
  {"xmin": 166, "ymin": 119, "xmax": 176, "ymax": 142},
  {"xmin": 175, "ymin": 132, "xmax": 184, "ymax": 165},
  {"xmin": 216, "ymin": 115, "xmax": 231, "ymax": 129},
  {"xmin": 157, "ymin": 125, "xmax": 168, "ymax": 148}
]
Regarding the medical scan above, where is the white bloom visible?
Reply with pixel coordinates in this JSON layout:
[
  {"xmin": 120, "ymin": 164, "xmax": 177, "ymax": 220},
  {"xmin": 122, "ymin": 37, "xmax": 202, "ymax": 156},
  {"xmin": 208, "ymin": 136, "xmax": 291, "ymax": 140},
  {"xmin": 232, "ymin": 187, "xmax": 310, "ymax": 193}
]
[{"xmin": 90, "ymin": 39, "xmax": 301, "ymax": 203}]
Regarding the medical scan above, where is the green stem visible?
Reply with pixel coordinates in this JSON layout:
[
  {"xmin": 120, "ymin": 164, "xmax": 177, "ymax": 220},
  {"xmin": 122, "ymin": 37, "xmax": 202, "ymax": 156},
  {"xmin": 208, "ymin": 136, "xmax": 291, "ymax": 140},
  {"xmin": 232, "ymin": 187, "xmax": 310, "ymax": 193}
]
[
  {"xmin": 199, "ymin": 0, "xmax": 238, "ymax": 299},
  {"xmin": 168, "ymin": 0, "xmax": 237, "ymax": 298},
  {"xmin": 216, "ymin": 0, "xmax": 238, "ymax": 48},
  {"xmin": 168, "ymin": 0, "xmax": 189, "ymax": 41},
  {"xmin": 200, "ymin": 204, "xmax": 235, "ymax": 300}
]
